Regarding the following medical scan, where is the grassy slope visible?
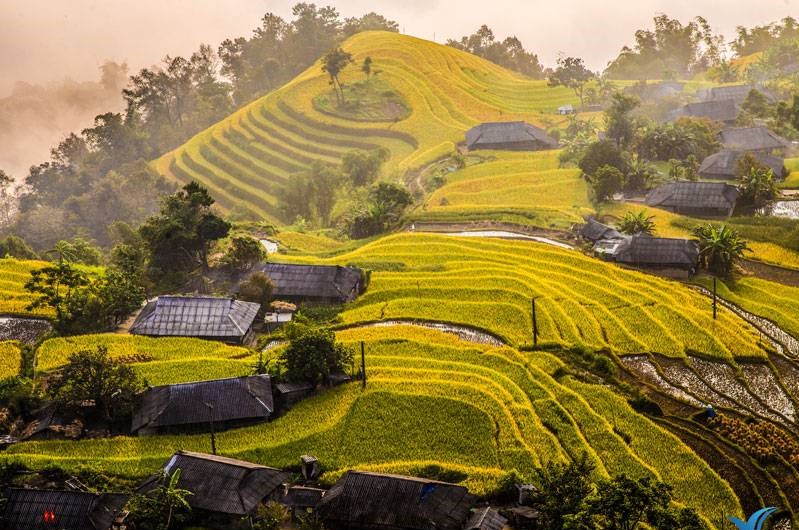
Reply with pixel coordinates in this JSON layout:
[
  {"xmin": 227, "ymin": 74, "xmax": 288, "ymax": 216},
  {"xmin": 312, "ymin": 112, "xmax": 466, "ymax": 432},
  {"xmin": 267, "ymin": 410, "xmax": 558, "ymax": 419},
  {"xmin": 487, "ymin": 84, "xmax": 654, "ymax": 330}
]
[
  {"xmin": 3, "ymin": 326, "xmax": 741, "ymax": 524},
  {"xmin": 413, "ymin": 150, "xmax": 592, "ymax": 230},
  {"xmin": 152, "ymin": 31, "xmax": 581, "ymax": 223},
  {"xmin": 274, "ymin": 233, "xmax": 769, "ymax": 361}
]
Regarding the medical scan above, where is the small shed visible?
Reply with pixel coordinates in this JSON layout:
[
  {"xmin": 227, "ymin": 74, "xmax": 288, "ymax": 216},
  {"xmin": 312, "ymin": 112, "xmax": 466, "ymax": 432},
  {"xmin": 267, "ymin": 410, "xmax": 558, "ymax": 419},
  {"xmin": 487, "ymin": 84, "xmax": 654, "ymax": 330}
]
[
  {"xmin": 282, "ymin": 486, "xmax": 325, "ymax": 519},
  {"xmin": 698, "ymin": 150, "xmax": 785, "ymax": 180},
  {"xmin": 579, "ymin": 218, "xmax": 623, "ymax": 243},
  {"xmin": 130, "ymin": 295, "xmax": 260, "ymax": 345},
  {"xmin": 138, "ymin": 451, "xmax": 288, "ymax": 516},
  {"xmin": 131, "ymin": 375, "xmax": 274, "ymax": 435},
  {"xmin": 612, "ymin": 236, "xmax": 699, "ymax": 278},
  {"xmin": 719, "ymin": 127, "xmax": 789, "ymax": 153},
  {"xmin": 317, "ymin": 470, "xmax": 476, "ymax": 530},
  {"xmin": 275, "ymin": 381, "xmax": 315, "ymax": 410},
  {"xmin": 2, "ymin": 488, "xmax": 128, "ymax": 530},
  {"xmin": 465, "ymin": 121, "xmax": 558, "ymax": 151},
  {"xmin": 677, "ymin": 99, "xmax": 738, "ymax": 125},
  {"xmin": 261, "ymin": 263, "xmax": 365, "ymax": 304},
  {"xmin": 558, "ymin": 104, "xmax": 575, "ymax": 115},
  {"xmin": 645, "ymin": 182, "xmax": 739, "ymax": 218}
]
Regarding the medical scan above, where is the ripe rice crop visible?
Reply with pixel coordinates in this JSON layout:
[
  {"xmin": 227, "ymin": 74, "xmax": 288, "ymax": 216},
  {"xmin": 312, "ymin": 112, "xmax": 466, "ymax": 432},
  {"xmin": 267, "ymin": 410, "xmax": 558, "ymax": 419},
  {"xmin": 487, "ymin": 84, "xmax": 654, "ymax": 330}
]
[
  {"xmin": 0, "ymin": 259, "xmax": 52, "ymax": 318},
  {"xmin": 281, "ymin": 233, "xmax": 769, "ymax": 360},
  {"xmin": 0, "ymin": 341, "xmax": 22, "ymax": 379},
  {"xmin": 1, "ymin": 325, "xmax": 741, "ymax": 524}
]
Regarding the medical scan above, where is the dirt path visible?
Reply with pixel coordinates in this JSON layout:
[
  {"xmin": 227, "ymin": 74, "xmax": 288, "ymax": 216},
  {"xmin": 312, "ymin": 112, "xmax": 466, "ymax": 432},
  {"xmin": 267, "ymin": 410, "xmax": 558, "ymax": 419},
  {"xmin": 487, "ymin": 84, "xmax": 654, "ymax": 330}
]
[{"xmin": 407, "ymin": 221, "xmax": 577, "ymax": 248}]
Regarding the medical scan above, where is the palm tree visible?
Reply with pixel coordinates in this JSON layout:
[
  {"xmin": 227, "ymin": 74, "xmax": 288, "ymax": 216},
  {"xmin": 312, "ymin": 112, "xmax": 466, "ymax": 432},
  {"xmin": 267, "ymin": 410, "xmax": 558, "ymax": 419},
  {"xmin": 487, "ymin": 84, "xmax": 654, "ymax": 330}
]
[
  {"xmin": 692, "ymin": 224, "xmax": 749, "ymax": 277},
  {"xmin": 618, "ymin": 210, "xmax": 656, "ymax": 236}
]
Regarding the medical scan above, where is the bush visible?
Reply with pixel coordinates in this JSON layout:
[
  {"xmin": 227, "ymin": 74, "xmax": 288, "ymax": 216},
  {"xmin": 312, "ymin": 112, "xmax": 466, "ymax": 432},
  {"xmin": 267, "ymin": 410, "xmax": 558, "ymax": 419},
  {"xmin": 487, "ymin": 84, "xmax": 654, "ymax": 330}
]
[
  {"xmin": 578, "ymin": 140, "xmax": 627, "ymax": 177},
  {"xmin": 281, "ymin": 325, "xmax": 354, "ymax": 385},
  {"xmin": 588, "ymin": 165, "xmax": 624, "ymax": 202},
  {"xmin": 223, "ymin": 235, "xmax": 266, "ymax": 271}
]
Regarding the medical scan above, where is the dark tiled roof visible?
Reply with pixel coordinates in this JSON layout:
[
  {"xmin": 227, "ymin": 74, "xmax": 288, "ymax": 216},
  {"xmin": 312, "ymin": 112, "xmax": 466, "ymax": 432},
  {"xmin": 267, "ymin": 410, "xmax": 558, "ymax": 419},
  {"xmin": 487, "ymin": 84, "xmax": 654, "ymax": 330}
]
[
  {"xmin": 140, "ymin": 451, "xmax": 288, "ymax": 516},
  {"xmin": 465, "ymin": 121, "xmax": 557, "ymax": 150},
  {"xmin": 318, "ymin": 471, "xmax": 475, "ymax": 530},
  {"xmin": 282, "ymin": 486, "xmax": 325, "ymax": 508},
  {"xmin": 579, "ymin": 218, "xmax": 623, "ymax": 242},
  {"xmin": 275, "ymin": 381, "xmax": 315, "ymax": 394},
  {"xmin": 719, "ymin": 127, "xmax": 789, "ymax": 151},
  {"xmin": 645, "ymin": 182, "xmax": 739, "ymax": 211},
  {"xmin": 704, "ymin": 85, "xmax": 776, "ymax": 104},
  {"xmin": 614, "ymin": 236, "xmax": 699, "ymax": 267},
  {"xmin": 130, "ymin": 296, "xmax": 259, "ymax": 339},
  {"xmin": 131, "ymin": 375, "xmax": 274, "ymax": 433},
  {"xmin": 466, "ymin": 507, "xmax": 507, "ymax": 530},
  {"xmin": 699, "ymin": 150, "xmax": 784, "ymax": 179},
  {"xmin": 261, "ymin": 263, "xmax": 363, "ymax": 302},
  {"xmin": 2, "ymin": 489, "xmax": 128, "ymax": 530},
  {"xmin": 679, "ymin": 99, "xmax": 738, "ymax": 122}
]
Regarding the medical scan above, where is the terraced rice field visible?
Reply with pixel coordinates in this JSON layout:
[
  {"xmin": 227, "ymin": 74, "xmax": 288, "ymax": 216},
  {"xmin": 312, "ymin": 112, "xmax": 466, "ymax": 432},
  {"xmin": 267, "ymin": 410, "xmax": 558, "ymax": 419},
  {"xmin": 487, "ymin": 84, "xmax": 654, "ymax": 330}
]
[
  {"xmin": 414, "ymin": 150, "xmax": 592, "ymax": 230},
  {"xmin": 279, "ymin": 233, "xmax": 769, "ymax": 360},
  {"xmin": 0, "ymin": 259, "xmax": 52, "ymax": 318},
  {"xmin": 0, "ymin": 341, "xmax": 22, "ymax": 379},
  {"xmin": 2, "ymin": 326, "xmax": 741, "ymax": 525},
  {"xmin": 35, "ymin": 334, "xmax": 256, "ymax": 386},
  {"xmin": 152, "ymin": 31, "xmax": 581, "ymax": 222}
]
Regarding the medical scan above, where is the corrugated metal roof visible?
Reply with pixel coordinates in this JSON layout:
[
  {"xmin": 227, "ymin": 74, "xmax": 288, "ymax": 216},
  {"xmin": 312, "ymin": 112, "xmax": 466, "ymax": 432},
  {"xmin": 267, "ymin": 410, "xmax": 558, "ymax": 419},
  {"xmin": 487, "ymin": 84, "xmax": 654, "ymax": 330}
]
[
  {"xmin": 318, "ymin": 471, "xmax": 475, "ymax": 530},
  {"xmin": 465, "ymin": 507, "xmax": 507, "ymax": 530},
  {"xmin": 139, "ymin": 451, "xmax": 288, "ymax": 516},
  {"xmin": 283, "ymin": 486, "xmax": 325, "ymax": 508},
  {"xmin": 2, "ymin": 489, "xmax": 128, "ymax": 530},
  {"xmin": 130, "ymin": 296, "xmax": 259, "ymax": 339},
  {"xmin": 720, "ymin": 127, "xmax": 789, "ymax": 151},
  {"xmin": 699, "ymin": 150, "xmax": 784, "ymax": 179},
  {"xmin": 579, "ymin": 218, "xmax": 623, "ymax": 242},
  {"xmin": 465, "ymin": 121, "xmax": 557, "ymax": 150},
  {"xmin": 645, "ymin": 182, "xmax": 739, "ymax": 212},
  {"xmin": 131, "ymin": 375, "xmax": 273, "ymax": 433},
  {"xmin": 259, "ymin": 263, "xmax": 363, "ymax": 302}
]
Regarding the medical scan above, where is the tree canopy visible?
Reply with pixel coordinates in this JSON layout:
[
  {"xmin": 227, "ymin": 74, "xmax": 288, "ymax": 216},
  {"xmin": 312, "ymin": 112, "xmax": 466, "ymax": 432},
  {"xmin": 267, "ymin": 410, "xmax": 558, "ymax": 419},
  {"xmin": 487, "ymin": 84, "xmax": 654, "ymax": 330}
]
[{"xmin": 447, "ymin": 25, "xmax": 544, "ymax": 78}]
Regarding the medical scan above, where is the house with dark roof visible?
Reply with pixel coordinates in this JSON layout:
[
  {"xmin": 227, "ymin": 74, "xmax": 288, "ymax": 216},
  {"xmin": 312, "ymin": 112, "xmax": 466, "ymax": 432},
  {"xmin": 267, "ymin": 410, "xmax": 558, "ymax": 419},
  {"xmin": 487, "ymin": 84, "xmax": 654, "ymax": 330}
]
[
  {"xmin": 702, "ymin": 84, "xmax": 776, "ymax": 105},
  {"xmin": 317, "ymin": 470, "xmax": 501, "ymax": 530},
  {"xmin": 130, "ymin": 295, "xmax": 259, "ymax": 344},
  {"xmin": 139, "ymin": 451, "xmax": 288, "ymax": 517},
  {"xmin": 131, "ymin": 375, "xmax": 274, "ymax": 435},
  {"xmin": 579, "ymin": 218, "xmax": 623, "ymax": 243},
  {"xmin": 465, "ymin": 121, "xmax": 558, "ymax": 151},
  {"xmin": 275, "ymin": 381, "xmax": 315, "ymax": 410},
  {"xmin": 719, "ymin": 127, "xmax": 789, "ymax": 154},
  {"xmin": 645, "ymin": 182, "xmax": 740, "ymax": 218},
  {"xmin": 698, "ymin": 150, "xmax": 785, "ymax": 180},
  {"xmin": 282, "ymin": 486, "xmax": 326, "ymax": 519},
  {"xmin": 1, "ymin": 488, "xmax": 128, "ymax": 530},
  {"xmin": 676, "ymin": 99, "xmax": 738, "ymax": 125},
  {"xmin": 466, "ymin": 507, "xmax": 508, "ymax": 530},
  {"xmin": 260, "ymin": 263, "xmax": 365, "ymax": 304},
  {"xmin": 612, "ymin": 236, "xmax": 699, "ymax": 278}
]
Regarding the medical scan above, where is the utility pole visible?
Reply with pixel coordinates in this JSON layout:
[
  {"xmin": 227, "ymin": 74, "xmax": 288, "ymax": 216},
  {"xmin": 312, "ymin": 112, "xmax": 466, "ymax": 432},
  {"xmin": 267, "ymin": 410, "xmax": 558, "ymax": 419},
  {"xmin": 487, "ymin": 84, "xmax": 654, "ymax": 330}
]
[
  {"xmin": 712, "ymin": 277, "xmax": 717, "ymax": 320},
  {"xmin": 205, "ymin": 402, "xmax": 217, "ymax": 455},
  {"xmin": 361, "ymin": 341, "xmax": 367, "ymax": 388},
  {"xmin": 531, "ymin": 297, "xmax": 539, "ymax": 348}
]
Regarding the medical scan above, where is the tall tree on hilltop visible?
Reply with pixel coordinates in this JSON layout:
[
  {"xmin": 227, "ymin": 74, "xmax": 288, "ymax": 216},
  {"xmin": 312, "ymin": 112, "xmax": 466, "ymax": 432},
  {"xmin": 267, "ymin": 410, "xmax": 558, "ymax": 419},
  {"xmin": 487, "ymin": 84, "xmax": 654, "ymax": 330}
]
[
  {"xmin": 548, "ymin": 57, "xmax": 595, "ymax": 107},
  {"xmin": 322, "ymin": 47, "xmax": 354, "ymax": 104}
]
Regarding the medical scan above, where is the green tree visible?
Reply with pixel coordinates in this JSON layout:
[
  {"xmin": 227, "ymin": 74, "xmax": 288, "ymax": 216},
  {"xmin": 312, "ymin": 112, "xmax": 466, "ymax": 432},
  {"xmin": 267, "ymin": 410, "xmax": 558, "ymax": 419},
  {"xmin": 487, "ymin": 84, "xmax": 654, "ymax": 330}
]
[
  {"xmin": 362, "ymin": 56, "xmax": 373, "ymax": 78},
  {"xmin": 618, "ymin": 211, "xmax": 655, "ymax": 235},
  {"xmin": 446, "ymin": 25, "xmax": 544, "ymax": 78},
  {"xmin": 589, "ymin": 474, "xmax": 673, "ymax": 530},
  {"xmin": 322, "ymin": 47, "xmax": 354, "ymax": 104},
  {"xmin": 548, "ymin": 57, "xmax": 595, "ymax": 107},
  {"xmin": 96, "ymin": 269, "xmax": 147, "ymax": 327},
  {"xmin": 579, "ymin": 140, "xmax": 627, "ymax": 178},
  {"xmin": 139, "ymin": 181, "xmax": 231, "ymax": 286},
  {"xmin": 692, "ymin": 224, "xmax": 750, "ymax": 277},
  {"xmin": 238, "ymin": 271, "xmax": 275, "ymax": 316},
  {"xmin": 25, "ymin": 261, "xmax": 91, "ymax": 335},
  {"xmin": 53, "ymin": 237, "xmax": 103, "ymax": 265},
  {"xmin": 127, "ymin": 469, "xmax": 193, "ymax": 530},
  {"xmin": 46, "ymin": 346, "xmax": 143, "ymax": 421},
  {"xmin": 0, "ymin": 235, "xmax": 38, "ymax": 260},
  {"xmin": 588, "ymin": 165, "xmax": 625, "ymax": 203},
  {"xmin": 605, "ymin": 92, "xmax": 640, "ymax": 149},
  {"xmin": 224, "ymin": 235, "xmax": 266, "ymax": 271},
  {"xmin": 341, "ymin": 148, "xmax": 389, "ymax": 187},
  {"xmin": 737, "ymin": 156, "xmax": 779, "ymax": 209},
  {"xmin": 532, "ymin": 453, "xmax": 595, "ymax": 530},
  {"xmin": 0, "ymin": 170, "xmax": 16, "ymax": 228},
  {"xmin": 281, "ymin": 325, "xmax": 354, "ymax": 385}
]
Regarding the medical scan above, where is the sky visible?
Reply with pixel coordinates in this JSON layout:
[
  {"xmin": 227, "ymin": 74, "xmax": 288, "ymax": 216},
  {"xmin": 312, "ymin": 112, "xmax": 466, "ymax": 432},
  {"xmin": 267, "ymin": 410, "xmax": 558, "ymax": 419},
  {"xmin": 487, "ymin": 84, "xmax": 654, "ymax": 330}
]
[{"xmin": 2, "ymin": 0, "xmax": 798, "ymax": 96}]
